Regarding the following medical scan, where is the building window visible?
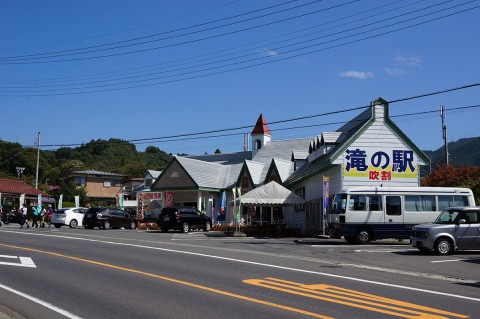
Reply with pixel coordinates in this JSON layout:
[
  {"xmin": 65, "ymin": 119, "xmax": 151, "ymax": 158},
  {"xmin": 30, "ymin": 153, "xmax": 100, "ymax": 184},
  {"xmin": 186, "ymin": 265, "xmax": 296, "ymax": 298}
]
[
  {"xmin": 295, "ymin": 187, "xmax": 305, "ymax": 212},
  {"xmin": 254, "ymin": 140, "xmax": 262, "ymax": 150},
  {"xmin": 241, "ymin": 176, "xmax": 249, "ymax": 188},
  {"xmin": 74, "ymin": 177, "xmax": 86, "ymax": 187},
  {"xmin": 104, "ymin": 180, "xmax": 112, "ymax": 187}
]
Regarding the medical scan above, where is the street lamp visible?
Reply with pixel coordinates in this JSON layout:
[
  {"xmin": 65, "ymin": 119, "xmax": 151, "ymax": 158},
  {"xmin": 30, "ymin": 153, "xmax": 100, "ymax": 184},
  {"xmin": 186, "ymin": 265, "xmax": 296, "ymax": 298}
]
[{"xmin": 16, "ymin": 167, "xmax": 25, "ymax": 178}]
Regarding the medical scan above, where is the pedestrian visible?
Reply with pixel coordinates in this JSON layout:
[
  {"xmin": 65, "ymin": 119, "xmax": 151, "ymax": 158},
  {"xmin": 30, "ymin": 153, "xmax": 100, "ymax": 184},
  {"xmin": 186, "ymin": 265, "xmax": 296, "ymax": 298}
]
[
  {"xmin": 20, "ymin": 204, "xmax": 30, "ymax": 228},
  {"xmin": 32, "ymin": 205, "xmax": 40, "ymax": 228},
  {"xmin": 45, "ymin": 204, "xmax": 53, "ymax": 228},
  {"xmin": 0, "ymin": 204, "xmax": 3, "ymax": 227},
  {"xmin": 39, "ymin": 206, "xmax": 46, "ymax": 227}
]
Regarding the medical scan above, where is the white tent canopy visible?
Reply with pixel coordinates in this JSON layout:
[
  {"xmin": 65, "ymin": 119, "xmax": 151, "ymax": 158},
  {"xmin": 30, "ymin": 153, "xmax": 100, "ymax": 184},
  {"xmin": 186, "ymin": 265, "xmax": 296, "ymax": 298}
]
[{"xmin": 235, "ymin": 181, "xmax": 305, "ymax": 206}]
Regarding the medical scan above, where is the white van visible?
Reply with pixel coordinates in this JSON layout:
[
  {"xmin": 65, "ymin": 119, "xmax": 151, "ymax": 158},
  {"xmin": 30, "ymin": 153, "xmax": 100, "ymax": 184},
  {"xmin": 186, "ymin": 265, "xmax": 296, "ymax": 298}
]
[{"xmin": 328, "ymin": 187, "xmax": 475, "ymax": 244}]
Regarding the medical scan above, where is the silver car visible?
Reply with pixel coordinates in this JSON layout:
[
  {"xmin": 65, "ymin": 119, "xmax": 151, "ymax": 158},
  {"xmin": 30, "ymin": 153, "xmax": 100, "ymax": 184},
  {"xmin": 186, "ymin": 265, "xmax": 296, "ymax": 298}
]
[{"xmin": 411, "ymin": 206, "xmax": 480, "ymax": 255}]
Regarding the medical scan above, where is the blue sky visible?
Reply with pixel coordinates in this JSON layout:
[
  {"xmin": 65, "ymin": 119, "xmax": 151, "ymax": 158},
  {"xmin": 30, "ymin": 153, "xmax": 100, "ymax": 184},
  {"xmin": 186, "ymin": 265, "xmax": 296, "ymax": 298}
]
[{"xmin": 1, "ymin": 0, "xmax": 479, "ymax": 155}]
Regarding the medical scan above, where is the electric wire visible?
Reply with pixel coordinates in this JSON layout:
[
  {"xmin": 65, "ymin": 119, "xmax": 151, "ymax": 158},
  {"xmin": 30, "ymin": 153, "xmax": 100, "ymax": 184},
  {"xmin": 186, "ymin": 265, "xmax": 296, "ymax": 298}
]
[{"xmin": 2, "ymin": 2, "xmax": 478, "ymax": 96}]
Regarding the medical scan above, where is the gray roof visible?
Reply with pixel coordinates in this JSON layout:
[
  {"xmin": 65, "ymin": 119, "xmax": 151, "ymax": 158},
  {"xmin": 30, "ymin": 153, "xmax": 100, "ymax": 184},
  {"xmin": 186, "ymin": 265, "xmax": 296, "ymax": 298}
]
[
  {"xmin": 272, "ymin": 158, "xmax": 294, "ymax": 183},
  {"xmin": 176, "ymin": 156, "xmax": 228, "ymax": 189},
  {"xmin": 252, "ymin": 138, "xmax": 312, "ymax": 163},
  {"xmin": 72, "ymin": 170, "xmax": 126, "ymax": 177},
  {"xmin": 187, "ymin": 151, "xmax": 251, "ymax": 165},
  {"xmin": 245, "ymin": 160, "xmax": 265, "ymax": 185},
  {"xmin": 321, "ymin": 132, "xmax": 342, "ymax": 144},
  {"xmin": 147, "ymin": 170, "xmax": 162, "ymax": 179},
  {"xmin": 291, "ymin": 150, "xmax": 309, "ymax": 161}
]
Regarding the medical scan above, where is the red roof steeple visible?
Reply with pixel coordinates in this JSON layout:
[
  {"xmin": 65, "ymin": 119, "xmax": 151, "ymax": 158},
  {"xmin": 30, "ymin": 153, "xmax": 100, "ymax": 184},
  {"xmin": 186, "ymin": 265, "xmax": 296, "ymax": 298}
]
[{"xmin": 251, "ymin": 114, "xmax": 271, "ymax": 136}]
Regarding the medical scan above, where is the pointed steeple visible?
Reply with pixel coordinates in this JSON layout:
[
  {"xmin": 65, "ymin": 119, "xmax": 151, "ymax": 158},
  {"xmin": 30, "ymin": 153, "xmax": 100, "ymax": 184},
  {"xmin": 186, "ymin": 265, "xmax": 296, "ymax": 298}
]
[
  {"xmin": 251, "ymin": 113, "xmax": 271, "ymax": 136},
  {"xmin": 251, "ymin": 114, "xmax": 272, "ymax": 157}
]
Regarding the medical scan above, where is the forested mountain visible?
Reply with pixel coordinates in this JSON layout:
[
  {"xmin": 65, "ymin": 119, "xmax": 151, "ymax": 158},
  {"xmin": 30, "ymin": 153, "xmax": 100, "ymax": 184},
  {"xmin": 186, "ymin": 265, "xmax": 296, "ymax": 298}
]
[
  {"xmin": 0, "ymin": 139, "xmax": 172, "ymax": 184},
  {"xmin": 424, "ymin": 137, "xmax": 480, "ymax": 167}
]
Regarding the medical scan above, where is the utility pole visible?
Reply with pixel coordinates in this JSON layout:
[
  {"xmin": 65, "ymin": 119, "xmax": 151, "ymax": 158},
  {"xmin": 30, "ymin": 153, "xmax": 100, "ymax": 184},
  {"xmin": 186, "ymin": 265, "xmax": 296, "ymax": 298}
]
[
  {"xmin": 35, "ymin": 132, "xmax": 40, "ymax": 189},
  {"xmin": 440, "ymin": 105, "xmax": 448, "ymax": 165}
]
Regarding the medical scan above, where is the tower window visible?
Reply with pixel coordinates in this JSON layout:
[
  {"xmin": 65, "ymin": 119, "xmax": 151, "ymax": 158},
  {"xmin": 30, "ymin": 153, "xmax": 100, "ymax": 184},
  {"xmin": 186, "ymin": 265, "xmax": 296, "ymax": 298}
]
[{"xmin": 254, "ymin": 140, "xmax": 262, "ymax": 150}]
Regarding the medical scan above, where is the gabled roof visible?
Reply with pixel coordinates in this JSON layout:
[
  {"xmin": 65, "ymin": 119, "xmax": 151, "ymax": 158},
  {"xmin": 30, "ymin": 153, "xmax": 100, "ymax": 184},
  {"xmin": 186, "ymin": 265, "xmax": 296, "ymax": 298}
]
[
  {"xmin": 284, "ymin": 99, "xmax": 430, "ymax": 186},
  {"xmin": 146, "ymin": 170, "xmax": 162, "ymax": 179},
  {"xmin": 270, "ymin": 158, "xmax": 294, "ymax": 182},
  {"xmin": 244, "ymin": 160, "xmax": 265, "ymax": 185},
  {"xmin": 0, "ymin": 178, "xmax": 51, "ymax": 197},
  {"xmin": 321, "ymin": 132, "xmax": 342, "ymax": 145},
  {"xmin": 291, "ymin": 150, "xmax": 309, "ymax": 161},
  {"xmin": 251, "ymin": 113, "xmax": 272, "ymax": 136}
]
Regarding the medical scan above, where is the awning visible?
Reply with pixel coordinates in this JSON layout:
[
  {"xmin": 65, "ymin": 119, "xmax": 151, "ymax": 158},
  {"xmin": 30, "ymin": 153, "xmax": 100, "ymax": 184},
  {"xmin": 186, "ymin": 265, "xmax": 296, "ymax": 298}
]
[{"xmin": 234, "ymin": 181, "xmax": 305, "ymax": 206}]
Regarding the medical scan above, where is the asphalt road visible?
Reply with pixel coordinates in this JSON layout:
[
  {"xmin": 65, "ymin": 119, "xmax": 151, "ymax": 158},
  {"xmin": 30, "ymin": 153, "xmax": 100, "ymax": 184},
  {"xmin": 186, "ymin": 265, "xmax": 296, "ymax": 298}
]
[{"xmin": 0, "ymin": 223, "xmax": 479, "ymax": 319}]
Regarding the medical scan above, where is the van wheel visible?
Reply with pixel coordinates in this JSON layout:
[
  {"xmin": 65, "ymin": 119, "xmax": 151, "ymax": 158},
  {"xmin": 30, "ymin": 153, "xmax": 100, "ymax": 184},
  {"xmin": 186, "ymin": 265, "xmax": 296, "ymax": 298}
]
[
  {"xmin": 356, "ymin": 229, "xmax": 371, "ymax": 244},
  {"xmin": 181, "ymin": 222, "xmax": 189, "ymax": 233},
  {"xmin": 103, "ymin": 221, "xmax": 111, "ymax": 230},
  {"xmin": 435, "ymin": 238, "xmax": 453, "ymax": 255},
  {"xmin": 69, "ymin": 219, "xmax": 78, "ymax": 228}
]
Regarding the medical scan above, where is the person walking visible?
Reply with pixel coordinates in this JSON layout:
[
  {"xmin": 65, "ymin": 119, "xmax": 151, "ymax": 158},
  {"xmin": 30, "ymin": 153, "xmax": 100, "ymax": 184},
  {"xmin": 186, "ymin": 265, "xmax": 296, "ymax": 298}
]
[
  {"xmin": 45, "ymin": 204, "xmax": 53, "ymax": 228},
  {"xmin": 32, "ymin": 205, "xmax": 40, "ymax": 228},
  {"xmin": 0, "ymin": 205, "xmax": 3, "ymax": 227},
  {"xmin": 20, "ymin": 204, "xmax": 30, "ymax": 228}
]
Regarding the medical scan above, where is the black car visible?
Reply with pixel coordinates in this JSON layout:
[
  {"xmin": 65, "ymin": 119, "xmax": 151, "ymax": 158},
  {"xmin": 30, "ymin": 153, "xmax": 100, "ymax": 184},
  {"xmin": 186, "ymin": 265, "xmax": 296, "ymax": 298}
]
[
  {"xmin": 157, "ymin": 206, "xmax": 212, "ymax": 233},
  {"xmin": 83, "ymin": 207, "xmax": 136, "ymax": 230}
]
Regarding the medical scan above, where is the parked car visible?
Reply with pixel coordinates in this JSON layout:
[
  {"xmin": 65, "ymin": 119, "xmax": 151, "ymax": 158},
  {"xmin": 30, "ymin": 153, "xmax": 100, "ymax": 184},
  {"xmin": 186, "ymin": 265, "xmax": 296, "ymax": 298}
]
[
  {"xmin": 411, "ymin": 206, "xmax": 480, "ymax": 255},
  {"xmin": 83, "ymin": 207, "xmax": 136, "ymax": 230},
  {"xmin": 157, "ymin": 206, "xmax": 212, "ymax": 233},
  {"xmin": 51, "ymin": 207, "xmax": 87, "ymax": 228}
]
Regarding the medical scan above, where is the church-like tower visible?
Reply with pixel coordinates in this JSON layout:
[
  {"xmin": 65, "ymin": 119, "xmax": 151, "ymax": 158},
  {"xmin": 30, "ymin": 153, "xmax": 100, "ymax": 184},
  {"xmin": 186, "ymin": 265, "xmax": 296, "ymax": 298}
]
[{"xmin": 251, "ymin": 113, "xmax": 271, "ymax": 157}]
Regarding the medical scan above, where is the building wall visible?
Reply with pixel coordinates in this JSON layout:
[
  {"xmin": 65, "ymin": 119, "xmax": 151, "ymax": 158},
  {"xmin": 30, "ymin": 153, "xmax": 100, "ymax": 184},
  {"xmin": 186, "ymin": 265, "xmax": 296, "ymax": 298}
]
[{"xmin": 84, "ymin": 177, "xmax": 122, "ymax": 198}]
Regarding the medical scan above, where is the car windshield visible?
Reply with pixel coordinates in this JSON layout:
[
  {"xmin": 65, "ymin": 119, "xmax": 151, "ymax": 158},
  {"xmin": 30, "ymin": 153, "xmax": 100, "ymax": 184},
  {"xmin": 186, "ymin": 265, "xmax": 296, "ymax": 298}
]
[
  {"xmin": 330, "ymin": 194, "xmax": 347, "ymax": 214},
  {"xmin": 434, "ymin": 210, "xmax": 462, "ymax": 224}
]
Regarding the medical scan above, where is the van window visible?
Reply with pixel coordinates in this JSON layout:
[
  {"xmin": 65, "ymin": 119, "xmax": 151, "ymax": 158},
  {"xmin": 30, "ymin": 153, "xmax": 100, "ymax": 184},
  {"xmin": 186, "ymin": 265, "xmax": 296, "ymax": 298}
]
[
  {"xmin": 386, "ymin": 196, "xmax": 401, "ymax": 216},
  {"xmin": 331, "ymin": 194, "xmax": 347, "ymax": 214},
  {"xmin": 368, "ymin": 195, "xmax": 382, "ymax": 211},
  {"xmin": 421, "ymin": 196, "xmax": 436, "ymax": 211},
  {"xmin": 405, "ymin": 196, "xmax": 421, "ymax": 211},
  {"xmin": 438, "ymin": 196, "xmax": 469, "ymax": 211},
  {"xmin": 350, "ymin": 195, "xmax": 366, "ymax": 211}
]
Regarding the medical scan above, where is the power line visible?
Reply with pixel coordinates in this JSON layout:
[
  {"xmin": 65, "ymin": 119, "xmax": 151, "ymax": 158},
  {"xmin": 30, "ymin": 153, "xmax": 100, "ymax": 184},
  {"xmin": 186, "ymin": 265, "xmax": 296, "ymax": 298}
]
[
  {"xmin": 0, "ymin": 0, "xmax": 411, "ymax": 85},
  {"xmin": 0, "ymin": 0, "xmax": 335, "ymax": 63},
  {"xmin": 2, "ymin": 2, "xmax": 478, "ymax": 96}
]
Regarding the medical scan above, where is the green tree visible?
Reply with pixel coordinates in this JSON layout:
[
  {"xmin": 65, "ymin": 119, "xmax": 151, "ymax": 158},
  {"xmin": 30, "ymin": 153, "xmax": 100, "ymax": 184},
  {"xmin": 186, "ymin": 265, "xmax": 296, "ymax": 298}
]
[{"xmin": 57, "ymin": 180, "xmax": 88, "ymax": 206}]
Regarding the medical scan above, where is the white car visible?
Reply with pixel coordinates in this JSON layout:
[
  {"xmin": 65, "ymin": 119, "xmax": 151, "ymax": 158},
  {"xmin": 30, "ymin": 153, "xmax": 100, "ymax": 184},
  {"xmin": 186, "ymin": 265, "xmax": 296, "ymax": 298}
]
[{"xmin": 51, "ymin": 207, "xmax": 88, "ymax": 228}]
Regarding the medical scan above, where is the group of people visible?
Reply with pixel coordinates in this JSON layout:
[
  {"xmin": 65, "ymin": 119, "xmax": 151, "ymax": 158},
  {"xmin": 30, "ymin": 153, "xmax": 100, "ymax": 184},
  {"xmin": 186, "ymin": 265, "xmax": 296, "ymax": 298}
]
[{"xmin": 18, "ymin": 204, "xmax": 54, "ymax": 228}]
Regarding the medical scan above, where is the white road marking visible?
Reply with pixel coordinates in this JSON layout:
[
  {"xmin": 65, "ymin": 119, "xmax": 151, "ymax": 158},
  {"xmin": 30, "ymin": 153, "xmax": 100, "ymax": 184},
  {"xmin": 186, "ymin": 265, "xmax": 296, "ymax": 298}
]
[
  {"xmin": 2, "ymin": 229, "xmax": 480, "ymax": 303},
  {"xmin": 0, "ymin": 255, "xmax": 36, "ymax": 268},
  {"xmin": 0, "ymin": 283, "xmax": 83, "ymax": 319}
]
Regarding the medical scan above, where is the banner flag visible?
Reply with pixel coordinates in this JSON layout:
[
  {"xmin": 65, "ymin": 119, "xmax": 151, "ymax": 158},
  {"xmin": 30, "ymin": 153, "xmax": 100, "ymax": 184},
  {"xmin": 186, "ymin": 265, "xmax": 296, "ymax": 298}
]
[
  {"xmin": 74, "ymin": 195, "xmax": 79, "ymax": 207},
  {"xmin": 59, "ymin": 194, "xmax": 63, "ymax": 209},
  {"xmin": 217, "ymin": 191, "xmax": 226, "ymax": 221},
  {"xmin": 237, "ymin": 187, "xmax": 242, "ymax": 223}
]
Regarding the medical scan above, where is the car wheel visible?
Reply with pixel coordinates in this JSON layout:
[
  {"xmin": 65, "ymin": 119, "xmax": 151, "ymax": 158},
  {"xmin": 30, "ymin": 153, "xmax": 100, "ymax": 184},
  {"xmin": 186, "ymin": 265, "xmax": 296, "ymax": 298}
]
[
  {"xmin": 54, "ymin": 224, "xmax": 62, "ymax": 228},
  {"xmin": 103, "ymin": 221, "xmax": 111, "ymax": 230},
  {"xmin": 181, "ymin": 222, "xmax": 189, "ymax": 233},
  {"xmin": 434, "ymin": 238, "xmax": 454, "ymax": 255},
  {"xmin": 129, "ymin": 221, "xmax": 136, "ymax": 230},
  {"xmin": 203, "ymin": 221, "xmax": 211, "ymax": 232},
  {"xmin": 69, "ymin": 219, "xmax": 78, "ymax": 228},
  {"xmin": 355, "ymin": 229, "xmax": 371, "ymax": 244}
]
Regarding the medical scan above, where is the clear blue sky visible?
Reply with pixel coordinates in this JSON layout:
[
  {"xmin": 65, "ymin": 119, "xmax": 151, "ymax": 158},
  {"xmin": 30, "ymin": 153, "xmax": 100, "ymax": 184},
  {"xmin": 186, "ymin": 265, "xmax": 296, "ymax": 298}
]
[{"xmin": 1, "ymin": 0, "xmax": 479, "ymax": 155}]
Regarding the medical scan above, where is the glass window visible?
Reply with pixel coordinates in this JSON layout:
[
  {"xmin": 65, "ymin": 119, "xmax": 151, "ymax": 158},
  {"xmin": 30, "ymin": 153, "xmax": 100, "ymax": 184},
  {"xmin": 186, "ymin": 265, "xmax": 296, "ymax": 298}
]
[
  {"xmin": 386, "ymin": 196, "xmax": 401, "ymax": 216},
  {"xmin": 405, "ymin": 196, "xmax": 421, "ymax": 211},
  {"xmin": 453, "ymin": 196, "xmax": 469, "ymax": 207},
  {"xmin": 421, "ymin": 196, "xmax": 436, "ymax": 211},
  {"xmin": 368, "ymin": 195, "xmax": 382, "ymax": 211},
  {"xmin": 331, "ymin": 194, "xmax": 347, "ymax": 214},
  {"xmin": 295, "ymin": 187, "xmax": 305, "ymax": 212},
  {"xmin": 350, "ymin": 195, "xmax": 367, "ymax": 211},
  {"xmin": 74, "ymin": 177, "xmax": 86, "ymax": 186}
]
